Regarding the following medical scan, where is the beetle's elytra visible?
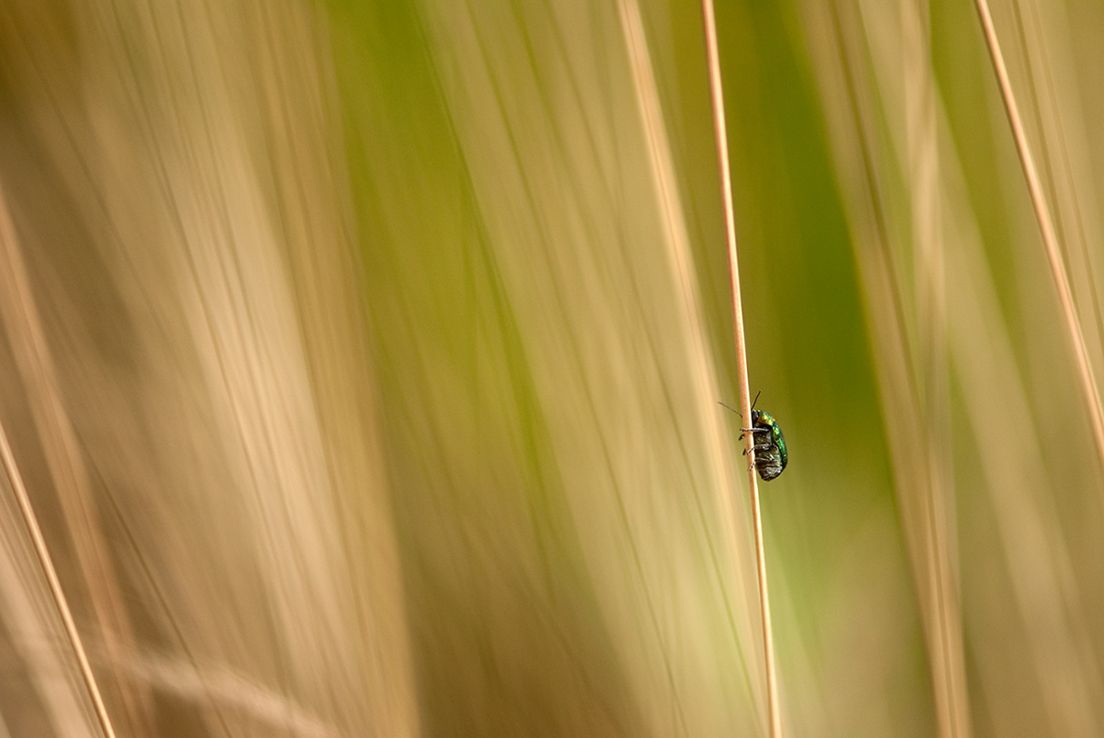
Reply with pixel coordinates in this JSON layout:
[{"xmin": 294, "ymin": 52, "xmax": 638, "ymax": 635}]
[
  {"xmin": 743, "ymin": 409, "xmax": 788, "ymax": 482},
  {"xmin": 720, "ymin": 393, "xmax": 789, "ymax": 482}
]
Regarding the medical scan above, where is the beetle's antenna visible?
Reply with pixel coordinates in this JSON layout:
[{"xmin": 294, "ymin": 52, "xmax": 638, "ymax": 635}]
[
  {"xmin": 751, "ymin": 390, "xmax": 761, "ymax": 410},
  {"xmin": 718, "ymin": 401, "xmax": 741, "ymax": 416}
]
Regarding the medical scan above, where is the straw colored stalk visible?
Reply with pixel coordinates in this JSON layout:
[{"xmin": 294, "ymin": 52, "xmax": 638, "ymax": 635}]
[
  {"xmin": 698, "ymin": 0, "xmax": 781, "ymax": 735},
  {"xmin": 898, "ymin": 1, "xmax": 970, "ymax": 735},
  {"xmin": 398, "ymin": 0, "xmax": 765, "ymax": 729},
  {"xmin": 928, "ymin": 32, "xmax": 1104, "ymax": 727},
  {"xmin": 808, "ymin": 1, "xmax": 971, "ymax": 733},
  {"xmin": 613, "ymin": 0, "xmax": 774, "ymax": 731},
  {"xmin": 0, "ymin": 184, "xmax": 118, "ymax": 738},
  {"xmin": 811, "ymin": 0, "xmax": 1104, "ymax": 729},
  {"xmin": 939, "ymin": 150, "xmax": 1104, "ymax": 736},
  {"xmin": 971, "ymin": 0, "xmax": 1104, "ymax": 472},
  {"xmin": 1006, "ymin": 0, "xmax": 1104, "ymax": 371},
  {"xmin": 1, "ymin": 1, "xmax": 422, "ymax": 734}
]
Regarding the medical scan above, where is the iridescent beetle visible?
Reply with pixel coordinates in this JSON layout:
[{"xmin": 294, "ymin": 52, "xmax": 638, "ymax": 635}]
[{"xmin": 720, "ymin": 392, "xmax": 789, "ymax": 481}]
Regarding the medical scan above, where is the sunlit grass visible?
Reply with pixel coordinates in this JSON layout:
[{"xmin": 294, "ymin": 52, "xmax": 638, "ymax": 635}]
[{"xmin": 0, "ymin": 0, "xmax": 1102, "ymax": 736}]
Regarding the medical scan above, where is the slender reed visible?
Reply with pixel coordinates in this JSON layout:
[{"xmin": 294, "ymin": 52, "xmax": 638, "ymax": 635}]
[
  {"xmin": 699, "ymin": 1, "xmax": 782, "ymax": 735},
  {"xmin": 0, "ymin": 427, "xmax": 115, "ymax": 738},
  {"xmin": 0, "ymin": 188, "xmax": 117, "ymax": 738},
  {"xmin": 972, "ymin": 0, "xmax": 1104, "ymax": 471},
  {"xmin": 0, "ymin": 297, "xmax": 116, "ymax": 738}
]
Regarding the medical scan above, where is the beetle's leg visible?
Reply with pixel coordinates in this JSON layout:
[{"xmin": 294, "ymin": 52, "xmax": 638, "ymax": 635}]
[{"xmin": 738, "ymin": 427, "xmax": 770, "ymax": 440}]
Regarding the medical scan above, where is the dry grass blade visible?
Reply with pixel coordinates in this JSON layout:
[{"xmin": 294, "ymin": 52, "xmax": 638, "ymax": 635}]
[
  {"xmin": 899, "ymin": 2, "xmax": 971, "ymax": 734},
  {"xmin": 887, "ymin": 1, "xmax": 975, "ymax": 733},
  {"xmin": 1008, "ymin": 0, "xmax": 1104, "ymax": 371},
  {"xmin": 971, "ymin": 0, "xmax": 1104, "ymax": 472},
  {"xmin": 0, "ymin": 427, "xmax": 115, "ymax": 738},
  {"xmin": 699, "ymin": 0, "xmax": 781, "ymax": 735},
  {"xmin": 0, "ymin": 188, "xmax": 115, "ymax": 738},
  {"xmin": 805, "ymin": 1, "xmax": 973, "ymax": 732},
  {"xmin": 615, "ymin": 1, "xmax": 765, "ymax": 730}
]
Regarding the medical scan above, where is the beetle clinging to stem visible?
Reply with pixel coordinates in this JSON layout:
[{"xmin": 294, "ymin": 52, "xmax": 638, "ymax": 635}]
[{"xmin": 719, "ymin": 391, "xmax": 789, "ymax": 482}]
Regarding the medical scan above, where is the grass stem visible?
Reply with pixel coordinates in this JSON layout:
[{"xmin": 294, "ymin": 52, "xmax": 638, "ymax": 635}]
[
  {"xmin": 972, "ymin": 0, "xmax": 1104, "ymax": 473},
  {"xmin": 699, "ymin": 1, "xmax": 782, "ymax": 735},
  {"xmin": 0, "ymin": 188, "xmax": 115, "ymax": 738},
  {"xmin": 0, "ymin": 426, "xmax": 117, "ymax": 738}
]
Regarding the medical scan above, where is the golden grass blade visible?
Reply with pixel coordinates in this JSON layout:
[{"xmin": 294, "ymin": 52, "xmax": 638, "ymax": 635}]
[
  {"xmin": 849, "ymin": 2, "xmax": 974, "ymax": 733},
  {"xmin": 1, "ymin": 2, "xmax": 423, "ymax": 734},
  {"xmin": 615, "ymin": 0, "xmax": 764, "ymax": 721},
  {"xmin": 900, "ymin": 2, "xmax": 971, "ymax": 734},
  {"xmin": 805, "ymin": 2, "xmax": 973, "ymax": 733},
  {"xmin": 941, "ymin": 193, "xmax": 1104, "ymax": 736},
  {"xmin": 0, "ymin": 188, "xmax": 116, "ymax": 738},
  {"xmin": 971, "ymin": 0, "xmax": 1104, "ymax": 471},
  {"xmin": 410, "ymin": 0, "xmax": 771, "ymax": 729},
  {"xmin": 614, "ymin": 1, "xmax": 769, "ymax": 730},
  {"xmin": 1007, "ymin": 0, "xmax": 1104, "ymax": 370},
  {"xmin": 810, "ymin": 0, "xmax": 1104, "ymax": 729},
  {"xmin": 0, "ymin": 431, "xmax": 115, "ymax": 738},
  {"xmin": 699, "ymin": 1, "xmax": 781, "ymax": 735}
]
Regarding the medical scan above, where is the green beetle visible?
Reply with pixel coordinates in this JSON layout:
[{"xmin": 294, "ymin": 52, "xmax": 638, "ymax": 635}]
[{"xmin": 721, "ymin": 392, "xmax": 789, "ymax": 482}]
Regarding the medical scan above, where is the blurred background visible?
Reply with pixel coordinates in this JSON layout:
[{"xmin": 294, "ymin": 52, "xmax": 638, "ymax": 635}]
[{"xmin": 1, "ymin": 0, "xmax": 1103, "ymax": 735}]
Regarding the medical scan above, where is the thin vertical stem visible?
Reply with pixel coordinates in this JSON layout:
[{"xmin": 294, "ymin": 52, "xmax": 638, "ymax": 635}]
[
  {"xmin": 972, "ymin": 0, "xmax": 1104, "ymax": 472},
  {"xmin": 0, "ymin": 423, "xmax": 116, "ymax": 738},
  {"xmin": 699, "ymin": 2, "xmax": 782, "ymax": 736},
  {"xmin": 0, "ymin": 180, "xmax": 123, "ymax": 738}
]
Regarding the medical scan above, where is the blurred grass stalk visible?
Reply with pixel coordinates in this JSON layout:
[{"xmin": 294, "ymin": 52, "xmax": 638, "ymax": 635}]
[
  {"xmin": 972, "ymin": 0, "xmax": 1104, "ymax": 468},
  {"xmin": 0, "ymin": 0, "xmax": 419, "ymax": 735},
  {"xmin": 695, "ymin": 0, "xmax": 781, "ymax": 734},
  {"xmin": 811, "ymin": 3, "xmax": 971, "ymax": 737},
  {"xmin": 3, "ymin": 0, "xmax": 1104, "ymax": 736},
  {"xmin": 806, "ymin": 0, "xmax": 1104, "ymax": 734},
  {"xmin": 0, "ymin": 184, "xmax": 117, "ymax": 738},
  {"xmin": 2, "ymin": 0, "xmax": 770, "ymax": 734}
]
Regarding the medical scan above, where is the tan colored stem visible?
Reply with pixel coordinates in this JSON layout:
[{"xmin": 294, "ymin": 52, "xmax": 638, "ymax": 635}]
[
  {"xmin": 700, "ymin": 1, "xmax": 782, "ymax": 736},
  {"xmin": 0, "ymin": 189, "xmax": 116, "ymax": 738},
  {"xmin": 0, "ymin": 430, "xmax": 115, "ymax": 738},
  {"xmin": 972, "ymin": 0, "xmax": 1104, "ymax": 472}
]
